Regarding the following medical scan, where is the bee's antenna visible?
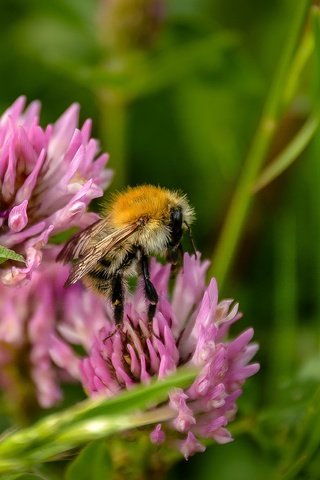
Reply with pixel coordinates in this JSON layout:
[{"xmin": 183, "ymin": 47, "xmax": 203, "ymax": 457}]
[{"xmin": 184, "ymin": 222, "xmax": 197, "ymax": 259}]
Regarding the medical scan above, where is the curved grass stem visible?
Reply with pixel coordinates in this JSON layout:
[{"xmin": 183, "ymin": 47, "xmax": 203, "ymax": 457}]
[
  {"xmin": 253, "ymin": 115, "xmax": 319, "ymax": 193},
  {"xmin": 209, "ymin": 0, "xmax": 312, "ymax": 288}
]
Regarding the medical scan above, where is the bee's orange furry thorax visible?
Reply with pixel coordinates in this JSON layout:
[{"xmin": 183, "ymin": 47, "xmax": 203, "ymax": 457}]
[{"xmin": 107, "ymin": 185, "xmax": 179, "ymax": 227}]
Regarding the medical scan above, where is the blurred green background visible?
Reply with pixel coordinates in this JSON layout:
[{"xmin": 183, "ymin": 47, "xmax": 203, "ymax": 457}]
[{"xmin": 1, "ymin": 0, "xmax": 320, "ymax": 478}]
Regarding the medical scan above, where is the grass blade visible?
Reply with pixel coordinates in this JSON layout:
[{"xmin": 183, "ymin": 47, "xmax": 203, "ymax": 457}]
[
  {"xmin": 0, "ymin": 367, "xmax": 197, "ymax": 473},
  {"xmin": 253, "ymin": 115, "xmax": 318, "ymax": 192}
]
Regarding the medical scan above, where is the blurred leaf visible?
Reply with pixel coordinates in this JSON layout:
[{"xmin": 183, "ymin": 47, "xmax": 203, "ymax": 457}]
[
  {"xmin": 41, "ymin": 0, "xmax": 96, "ymax": 30},
  {"xmin": 65, "ymin": 440, "xmax": 112, "ymax": 480},
  {"xmin": 56, "ymin": 32, "xmax": 239, "ymax": 98},
  {"xmin": 12, "ymin": 11, "xmax": 98, "ymax": 68},
  {"xmin": 0, "ymin": 246, "xmax": 25, "ymax": 265},
  {"xmin": 297, "ymin": 354, "xmax": 320, "ymax": 382},
  {"xmin": 29, "ymin": 19, "xmax": 92, "ymax": 58}
]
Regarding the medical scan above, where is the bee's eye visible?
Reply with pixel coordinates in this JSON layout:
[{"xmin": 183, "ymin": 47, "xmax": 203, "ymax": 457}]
[{"xmin": 170, "ymin": 207, "xmax": 182, "ymax": 225}]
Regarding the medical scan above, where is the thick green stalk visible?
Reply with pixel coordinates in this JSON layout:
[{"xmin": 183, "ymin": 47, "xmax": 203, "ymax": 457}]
[
  {"xmin": 99, "ymin": 90, "xmax": 128, "ymax": 192},
  {"xmin": 209, "ymin": 0, "xmax": 312, "ymax": 287}
]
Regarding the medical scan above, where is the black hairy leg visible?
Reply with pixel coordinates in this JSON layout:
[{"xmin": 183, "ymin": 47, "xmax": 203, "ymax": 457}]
[
  {"xmin": 111, "ymin": 273, "xmax": 124, "ymax": 325},
  {"xmin": 140, "ymin": 252, "xmax": 158, "ymax": 322},
  {"xmin": 110, "ymin": 249, "xmax": 138, "ymax": 324}
]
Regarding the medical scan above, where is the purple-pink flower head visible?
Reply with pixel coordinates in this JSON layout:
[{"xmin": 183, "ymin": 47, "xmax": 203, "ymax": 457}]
[
  {"xmin": 0, "ymin": 96, "xmax": 112, "ymax": 285},
  {"xmin": 80, "ymin": 253, "xmax": 260, "ymax": 459},
  {"xmin": 0, "ymin": 247, "xmax": 107, "ymax": 408}
]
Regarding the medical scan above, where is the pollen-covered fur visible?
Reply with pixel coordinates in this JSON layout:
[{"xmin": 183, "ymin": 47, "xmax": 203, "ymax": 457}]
[{"xmin": 106, "ymin": 185, "xmax": 191, "ymax": 226}]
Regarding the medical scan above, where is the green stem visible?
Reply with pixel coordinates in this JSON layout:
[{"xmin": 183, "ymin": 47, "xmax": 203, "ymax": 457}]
[
  {"xmin": 209, "ymin": 0, "xmax": 312, "ymax": 287},
  {"xmin": 98, "ymin": 90, "xmax": 128, "ymax": 192},
  {"xmin": 253, "ymin": 115, "xmax": 319, "ymax": 192},
  {"xmin": 283, "ymin": 26, "xmax": 314, "ymax": 106}
]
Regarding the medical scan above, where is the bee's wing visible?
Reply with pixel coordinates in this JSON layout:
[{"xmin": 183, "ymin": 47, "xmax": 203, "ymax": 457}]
[
  {"xmin": 64, "ymin": 221, "xmax": 140, "ymax": 286},
  {"xmin": 57, "ymin": 217, "xmax": 110, "ymax": 264}
]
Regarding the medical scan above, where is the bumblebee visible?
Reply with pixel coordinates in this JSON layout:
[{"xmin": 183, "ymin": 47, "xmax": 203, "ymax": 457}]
[{"xmin": 57, "ymin": 185, "xmax": 195, "ymax": 323}]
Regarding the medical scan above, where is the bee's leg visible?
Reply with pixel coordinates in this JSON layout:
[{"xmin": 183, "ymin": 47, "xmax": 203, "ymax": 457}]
[
  {"xmin": 103, "ymin": 325, "xmax": 120, "ymax": 342},
  {"xmin": 169, "ymin": 244, "xmax": 184, "ymax": 277},
  {"xmin": 140, "ymin": 253, "xmax": 158, "ymax": 322},
  {"xmin": 184, "ymin": 221, "xmax": 197, "ymax": 258},
  {"xmin": 110, "ymin": 250, "xmax": 137, "ymax": 324},
  {"xmin": 111, "ymin": 273, "xmax": 124, "ymax": 325}
]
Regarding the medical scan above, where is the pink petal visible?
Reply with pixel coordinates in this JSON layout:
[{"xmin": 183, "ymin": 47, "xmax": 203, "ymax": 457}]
[
  {"xmin": 150, "ymin": 424, "xmax": 165, "ymax": 444},
  {"xmin": 8, "ymin": 200, "xmax": 28, "ymax": 232},
  {"xmin": 180, "ymin": 432, "xmax": 205, "ymax": 460}
]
